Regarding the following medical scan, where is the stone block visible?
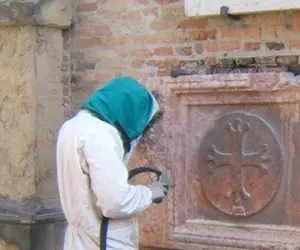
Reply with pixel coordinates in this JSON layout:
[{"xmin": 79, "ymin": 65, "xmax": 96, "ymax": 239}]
[{"xmin": 132, "ymin": 72, "xmax": 300, "ymax": 249}]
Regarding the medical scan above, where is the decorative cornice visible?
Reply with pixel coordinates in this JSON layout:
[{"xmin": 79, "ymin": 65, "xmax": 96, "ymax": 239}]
[{"xmin": 0, "ymin": 0, "xmax": 71, "ymax": 29}]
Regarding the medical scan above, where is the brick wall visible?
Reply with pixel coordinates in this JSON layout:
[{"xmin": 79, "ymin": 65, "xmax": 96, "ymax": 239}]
[
  {"xmin": 62, "ymin": 29, "xmax": 72, "ymax": 118},
  {"xmin": 69, "ymin": 0, "xmax": 300, "ymax": 111}
]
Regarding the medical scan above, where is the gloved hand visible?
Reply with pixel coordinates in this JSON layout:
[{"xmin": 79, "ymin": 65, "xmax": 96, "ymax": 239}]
[
  {"xmin": 158, "ymin": 172, "xmax": 173, "ymax": 191},
  {"xmin": 147, "ymin": 181, "xmax": 169, "ymax": 203}
]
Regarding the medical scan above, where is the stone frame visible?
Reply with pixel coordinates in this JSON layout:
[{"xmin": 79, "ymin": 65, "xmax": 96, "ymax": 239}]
[{"xmin": 136, "ymin": 73, "xmax": 300, "ymax": 249}]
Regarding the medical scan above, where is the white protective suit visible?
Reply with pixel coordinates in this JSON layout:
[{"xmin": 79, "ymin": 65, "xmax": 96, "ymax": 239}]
[{"xmin": 56, "ymin": 83, "xmax": 159, "ymax": 250}]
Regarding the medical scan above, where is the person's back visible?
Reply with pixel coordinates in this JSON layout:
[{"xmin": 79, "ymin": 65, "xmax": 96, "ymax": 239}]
[{"xmin": 56, "ymin": 77, "xmax": 171, "ymax": 250}]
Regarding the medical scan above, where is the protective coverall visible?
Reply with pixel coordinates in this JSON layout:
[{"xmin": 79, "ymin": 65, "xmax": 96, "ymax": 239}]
[{"xmin": 56, "ymin": 77, "xmax": 163, "ymax": 250}]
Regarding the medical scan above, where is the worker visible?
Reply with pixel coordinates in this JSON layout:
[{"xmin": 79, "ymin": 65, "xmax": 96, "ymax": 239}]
[{"xmin": 56, "ymin": 76, "xmax": 171, "ymax": 250}]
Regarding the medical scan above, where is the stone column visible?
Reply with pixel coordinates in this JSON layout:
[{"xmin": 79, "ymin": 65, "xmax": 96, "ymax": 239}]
[{"xmin": 0, "ymin": 1, "xmax": 71, "ymax": 249}]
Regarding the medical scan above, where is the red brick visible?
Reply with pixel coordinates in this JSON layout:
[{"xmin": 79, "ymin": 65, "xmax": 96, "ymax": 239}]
[
  {"xmin": 221, "ymin": 27, "xmax": 260, "ymax": 39},
  {"xmin": 146, "ymin": 59, "xmax": 180, "ymax": 69},
  {"xmin": 142, "ymin": 8, "xmax": 159, "ymax": 17},
  {"xmin": 78, "ymin": 25, "xmax": 110, "ymax": 36},
  {"xmin": 159, "ymin": 32, "xmax": 186, "ymax": 43},
  {"xmin": 292, "ymin": 22, "xmax": 300, "ymax": 32},
  {"xmin": 153, "ymin": 47, "xmax": 173, "ymax": 56},
  {"xmin": 157, "ymin": 69, "xmax": 171, "ymax": 76},
  {"xmin": 118, "ymin": 10, "xmax": 142, "ymax": 20},
  {"xmin": 150, "ymin": 19, "xmax": 178, "ymax": 30},
  {"xmin": 85, "ymin": 73, "xmax": 114, "ymax": 82},
  {"xmin": 161, "ymin": 6, "xmax": 184, "ymax": 19},
  {"xmin": 78, "ymin": 3, "xmax": 97, "ymax": 12},
  {"xmin": 78, "ymin": 26, "xmax": 91, "ymax": 35},
  {"xmin": 291, "ymin": 10, "xmax": 300, "ymax": 18},
  {"xmin": 93, "ymin": 25, "xmax": 111, "ymax": 35},
  {"xmin": 261, "ymin": 12, "xmax": 285, "ymax": 24},
  {"xmin": 100, "ymin": 32, "xmax": 187, "ymax": 46},
  {"xmin": 179, "ymin": 18, "xmax": 208, "ymax": 29},
  {"xmin": 121, "ymin": 70, "xmax": 152, "ymax": 79},
  {"xmin": 101, "ymin": 0, "xmax": 130, "ymax": 10},
  {"xmin": 206, "ymin": 41, "xmax": 240, "ymax": 52},
  {"xmin": 132, "ymin": 60, "xmax": 145, "ymax": 68},
  {"xmin": 87, "ymin": 49, "xmax": 123, "ymax": 60},
  {"xmin": 100, "ymin": 36, "xmax": 127, "ymax": 46},
  {"xmin": 291, "ymin": 12, "xmax": 300, "ymax": 32},
  {"xmin": 290, "ymin": 40, "xmax": 300, "ymax": 49},
  {"xmin": 135, "ymin": 0, "xmax": 149, "ymax": 5},
  {"xmin": 118, "ymin": 33, "xmax": 185, "ymax": 45},
  {"xmin": 187, "ymin": 30, "xmax": 216, "ymax": 41},
  {"xmin": 127, "ymin": 49, "xmax": 152, "ymax": 57},
  {"xmin": 244, "ymin": 12, "xmax": 285, "ymax": 26},
  {"xmin": 100, "ymin": 60, "xmax": 128, "ymax": 69},
  {"xmin": 175, "ymin": 46, "xmax": 192, "ymax": 56},
  {"xmin": 244, "ymin": 42, "xmax": 261, "ymax": 51},
  {"xmin": 102, "ymin": 34, "xmax": 157, "ymax": 45},
  {"xmin": 291, "ymin": 10, "xmax": 300, "ymax": 29},
  {"xmin": 263, "ymin": 25, "xmax": 286, "ymax": 38},
  {"xmin": 78, "ymin": 38, "xmax": 101, "ymax": 48}
]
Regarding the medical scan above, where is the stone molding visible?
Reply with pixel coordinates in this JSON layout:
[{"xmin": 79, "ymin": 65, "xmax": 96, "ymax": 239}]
[
  {"xmin": 0, "ymin": 0, "xmax": 71, "ymax": 29},
  {"xmin": 0, "ymin": 196, "xmax": 65, "ymax": 224}
]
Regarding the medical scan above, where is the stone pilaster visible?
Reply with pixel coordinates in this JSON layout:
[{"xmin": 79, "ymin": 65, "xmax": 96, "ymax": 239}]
[{"xmin": 0, "ymin": 1, "xmax": 71, "ymax": 249}]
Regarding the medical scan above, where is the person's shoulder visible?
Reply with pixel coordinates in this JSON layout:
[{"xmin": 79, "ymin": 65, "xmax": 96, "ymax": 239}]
[{"xmin": 79, "ymin": 111, "xmax": 122, "ymax": 148}]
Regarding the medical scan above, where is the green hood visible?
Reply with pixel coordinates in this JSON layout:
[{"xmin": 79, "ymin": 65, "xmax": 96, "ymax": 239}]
[{"xmin": 81, "ymin": 76, "xmax": 157, "ymax": 151}]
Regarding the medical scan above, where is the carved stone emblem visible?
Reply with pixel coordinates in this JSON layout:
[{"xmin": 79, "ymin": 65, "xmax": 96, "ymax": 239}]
[{"xmin": 201, "ymin": 111, "xmax": 282, "ymax": 217}]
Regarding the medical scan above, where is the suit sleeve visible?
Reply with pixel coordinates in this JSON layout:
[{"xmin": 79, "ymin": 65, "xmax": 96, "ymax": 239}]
[{"xmin": 83, "ymin": 133, "xmax": 152, "ymax": 219}]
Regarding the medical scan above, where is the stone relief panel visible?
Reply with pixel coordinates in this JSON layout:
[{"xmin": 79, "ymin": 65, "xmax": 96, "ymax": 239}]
[{"xmin": 201, "ymin": 111, "xmax": 282, "ymax": 217}]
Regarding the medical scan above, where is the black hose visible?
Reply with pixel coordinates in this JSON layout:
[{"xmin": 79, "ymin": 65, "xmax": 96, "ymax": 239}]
[{"xmin": 100, "ymin": 166, "xmax": 162, "ymax": 250}]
